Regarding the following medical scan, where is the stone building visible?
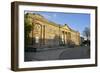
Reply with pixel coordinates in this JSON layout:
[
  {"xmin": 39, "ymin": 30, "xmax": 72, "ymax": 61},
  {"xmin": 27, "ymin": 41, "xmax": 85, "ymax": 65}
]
[{"xmin": 25, "ymin": 13, "xmax": 80, "ymax": 48}]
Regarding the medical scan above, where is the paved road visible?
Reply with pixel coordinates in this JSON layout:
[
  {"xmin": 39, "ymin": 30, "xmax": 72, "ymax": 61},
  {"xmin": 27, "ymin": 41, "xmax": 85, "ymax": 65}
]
[{"xmin": 24, "ymin": 46, "xmax": 90, "ymax": 61}]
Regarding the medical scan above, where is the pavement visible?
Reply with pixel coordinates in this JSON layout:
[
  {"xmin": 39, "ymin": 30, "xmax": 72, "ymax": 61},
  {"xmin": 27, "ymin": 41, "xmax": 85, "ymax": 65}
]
[{"xmin": 24, "ymin": 46, "xmax": 90, "ymax": 61}]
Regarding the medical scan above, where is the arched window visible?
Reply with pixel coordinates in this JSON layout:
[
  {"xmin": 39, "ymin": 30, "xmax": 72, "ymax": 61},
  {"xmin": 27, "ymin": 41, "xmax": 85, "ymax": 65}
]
[{"xmin": 32, "ymin": 24, "xmax": 41, "ymax": 45}]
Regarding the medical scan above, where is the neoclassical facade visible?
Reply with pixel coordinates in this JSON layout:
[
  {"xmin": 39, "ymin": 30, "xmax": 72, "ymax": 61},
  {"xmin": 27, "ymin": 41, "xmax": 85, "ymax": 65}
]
[{"xmin": 25, "ymin": 13, "xmax": 80, "ymax": 48}]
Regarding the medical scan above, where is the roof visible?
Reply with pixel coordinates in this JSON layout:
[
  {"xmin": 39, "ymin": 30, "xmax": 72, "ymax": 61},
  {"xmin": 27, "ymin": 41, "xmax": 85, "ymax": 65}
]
[{"xmin": 25, "ymin": 13, "xmax": 79, "ymax": 33}]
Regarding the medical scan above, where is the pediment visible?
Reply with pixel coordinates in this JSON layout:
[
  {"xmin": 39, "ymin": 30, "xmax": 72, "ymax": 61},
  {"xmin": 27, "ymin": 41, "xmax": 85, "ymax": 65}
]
[{"xmin": 62, "ymin": 24, "xmax": 71, "ymax": 30}]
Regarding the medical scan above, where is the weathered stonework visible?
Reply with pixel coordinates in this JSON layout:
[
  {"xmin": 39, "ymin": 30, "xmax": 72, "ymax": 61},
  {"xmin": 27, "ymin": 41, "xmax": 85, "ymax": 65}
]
[{"xmin": 25, "ymin": 13, "xmax": 80, "ymax": 48}]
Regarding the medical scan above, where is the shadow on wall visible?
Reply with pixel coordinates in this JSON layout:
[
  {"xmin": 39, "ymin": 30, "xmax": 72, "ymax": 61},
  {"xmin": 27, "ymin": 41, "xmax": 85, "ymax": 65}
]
[{"xmin": 24, "ymin": 34, "xmax": 78, "ymax": 51}]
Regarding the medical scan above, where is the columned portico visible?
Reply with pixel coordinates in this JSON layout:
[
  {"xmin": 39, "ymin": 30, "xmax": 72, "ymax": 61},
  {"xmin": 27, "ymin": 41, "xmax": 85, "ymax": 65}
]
[{"xmin": 25, "ymin": 13, "xmax": 80, "ymax": 49}]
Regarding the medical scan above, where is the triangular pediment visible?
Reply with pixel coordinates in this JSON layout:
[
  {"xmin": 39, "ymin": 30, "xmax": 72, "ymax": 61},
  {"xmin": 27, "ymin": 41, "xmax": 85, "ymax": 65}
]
[{"xmin": 62, "ymin": 24, "xmax": 71, "ymax": 30}]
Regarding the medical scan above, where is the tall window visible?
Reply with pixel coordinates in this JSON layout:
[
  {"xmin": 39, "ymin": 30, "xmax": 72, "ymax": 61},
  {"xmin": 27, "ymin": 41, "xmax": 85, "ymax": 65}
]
[
  {"xmin": 61, "ymin": 34, "xmax": 64, "ymax": 44},
  {"xmin": 35, "ymin": 36, "xmax": 39, "ymax": 43}
]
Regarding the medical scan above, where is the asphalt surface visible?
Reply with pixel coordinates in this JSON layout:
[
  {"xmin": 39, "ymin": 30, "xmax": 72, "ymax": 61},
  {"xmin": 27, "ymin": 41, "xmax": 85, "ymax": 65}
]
[{"xmin": 24, "ymin": 46, "xmax": 90, "ymax": 61}]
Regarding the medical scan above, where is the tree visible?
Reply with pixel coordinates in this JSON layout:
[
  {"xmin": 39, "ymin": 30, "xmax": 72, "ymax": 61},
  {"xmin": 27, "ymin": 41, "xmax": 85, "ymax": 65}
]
[
  {"xmin": 82, "ymin": 27, "xmax": 90, "ymax": 46},
  {"xmin": 83, "ymin": 27, "xmax": 90, "ymax": 41},
  {"xmin": 24, "ymin": 13, "xmax": 33, "ymax": 47}
]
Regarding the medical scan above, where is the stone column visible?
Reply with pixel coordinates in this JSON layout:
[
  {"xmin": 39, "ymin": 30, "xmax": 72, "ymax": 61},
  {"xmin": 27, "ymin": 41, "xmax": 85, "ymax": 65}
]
[
  {"xmin": 40, "ymin": 24, "xmax": 42, "ymax": 46},
  {"xmin": 65, "ymin": 32, "xmax": 67, "ymax": 44},
  {"xmin": 63, "ymin": 31, "xmax": 65, "ymax": 45},
  {"xmin": 43, "ymin": 25, "xmax": 45, "ymax": 45}
]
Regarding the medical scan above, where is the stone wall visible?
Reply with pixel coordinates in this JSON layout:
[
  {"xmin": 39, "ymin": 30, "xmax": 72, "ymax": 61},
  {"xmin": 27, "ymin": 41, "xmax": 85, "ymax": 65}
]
[{"xmin": 25, "ymin": 13, "xmax": 80, "ymax": 48}]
